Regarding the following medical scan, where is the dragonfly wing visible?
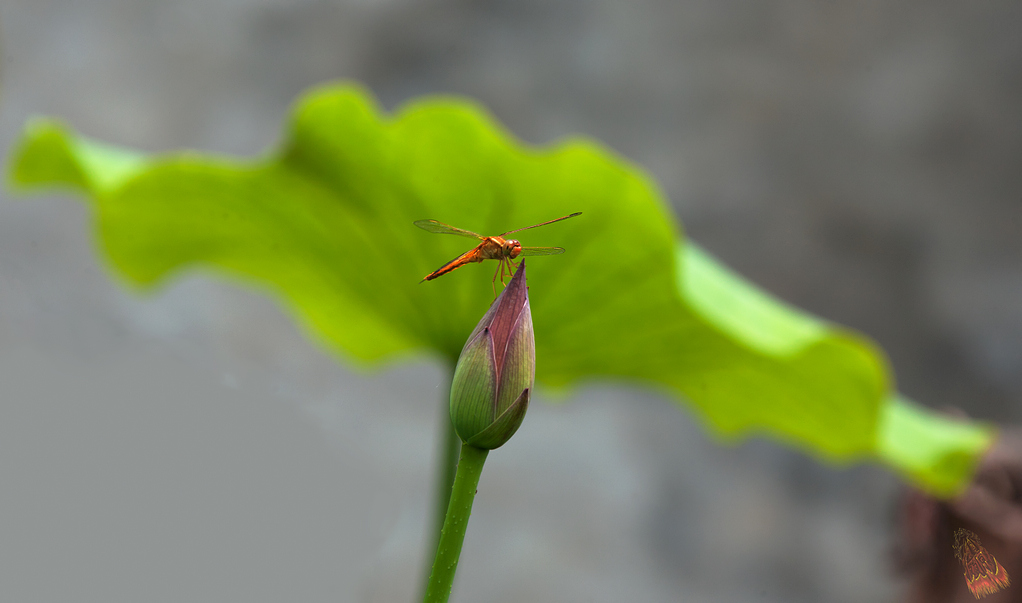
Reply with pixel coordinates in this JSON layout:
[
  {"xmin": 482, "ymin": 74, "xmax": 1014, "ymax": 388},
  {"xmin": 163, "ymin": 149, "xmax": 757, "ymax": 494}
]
[
  {"xmin": 414, "ymin": 219, "xmax": 483, "ymax": 238},
  {"xmin": 518, "ymin": 246, "xmax": 565, "ymax": 256},
  {"xmin": 499, "ymin": 212, "xmax": 581, "ymax": 236}
]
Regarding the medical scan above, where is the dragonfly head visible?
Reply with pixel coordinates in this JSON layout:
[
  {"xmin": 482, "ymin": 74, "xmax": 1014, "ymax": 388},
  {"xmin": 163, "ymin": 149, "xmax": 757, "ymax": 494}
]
[{"xmin": 506, "ymin": 240, "xmax": 522, "ymax": 259}]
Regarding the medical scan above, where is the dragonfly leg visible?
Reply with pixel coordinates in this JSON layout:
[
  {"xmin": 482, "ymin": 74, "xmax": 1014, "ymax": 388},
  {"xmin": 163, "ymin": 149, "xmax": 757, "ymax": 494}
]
[{"xmin": 491, "ymin": 257, "xmax": 516, "ymax": 297}]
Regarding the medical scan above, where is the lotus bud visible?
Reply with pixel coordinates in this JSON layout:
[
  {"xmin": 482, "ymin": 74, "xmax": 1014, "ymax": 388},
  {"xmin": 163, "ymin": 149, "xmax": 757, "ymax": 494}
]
[{"xmin": 449, "ymin": 261, "xmax": 535, "ymax": 449}]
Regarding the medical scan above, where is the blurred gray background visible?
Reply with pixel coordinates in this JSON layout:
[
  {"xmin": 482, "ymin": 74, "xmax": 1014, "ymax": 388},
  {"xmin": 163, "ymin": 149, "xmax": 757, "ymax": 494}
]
[{"xmin": 1, "ymin": 1, "xmax": 1020, "ymax": 602}]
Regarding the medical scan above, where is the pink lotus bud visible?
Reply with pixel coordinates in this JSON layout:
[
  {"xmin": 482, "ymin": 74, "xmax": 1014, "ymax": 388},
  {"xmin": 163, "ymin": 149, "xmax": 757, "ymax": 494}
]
[{"xmin": 449, "ymin": 262, "xmax": 534, "ymax": 449}]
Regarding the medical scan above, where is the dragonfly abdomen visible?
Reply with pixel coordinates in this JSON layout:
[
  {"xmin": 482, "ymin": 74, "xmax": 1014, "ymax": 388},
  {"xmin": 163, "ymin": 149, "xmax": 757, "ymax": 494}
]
[{"xmin": 422, "ymin": 248, "xmax": 486, "ymax": 281}]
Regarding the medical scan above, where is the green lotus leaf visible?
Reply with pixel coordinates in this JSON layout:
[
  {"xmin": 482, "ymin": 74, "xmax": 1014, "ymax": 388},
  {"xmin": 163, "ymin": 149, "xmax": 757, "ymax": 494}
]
[{"xmin": 8, "ymin": 82, "xmax": 992, "ymax": 494}]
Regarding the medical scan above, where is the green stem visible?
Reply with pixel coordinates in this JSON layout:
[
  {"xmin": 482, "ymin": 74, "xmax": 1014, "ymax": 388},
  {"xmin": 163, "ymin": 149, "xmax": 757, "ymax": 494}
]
[
  {"xmin": 423, "ymin": 442, "xmax": 489, "ymax": 603},
  {"xmin": 434, "ymin": 413, "xmax": 462, "ymax": 534},
  {"xmin": 422, "ymin": 383, "xmax": 462, "ymax": 592}
]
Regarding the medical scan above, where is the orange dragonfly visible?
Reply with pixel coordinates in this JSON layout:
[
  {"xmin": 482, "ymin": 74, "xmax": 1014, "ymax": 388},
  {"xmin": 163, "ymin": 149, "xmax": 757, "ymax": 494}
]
[{"xmin": 415, "ymin": 212, "xmax": 581, "ymax": 294}]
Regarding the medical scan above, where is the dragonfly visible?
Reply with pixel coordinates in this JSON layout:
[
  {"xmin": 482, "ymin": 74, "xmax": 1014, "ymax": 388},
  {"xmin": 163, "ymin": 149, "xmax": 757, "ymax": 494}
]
[
  {"xmin": 953, "ymin": 528, "xmax": 1011, "ymax": 599},
  {"xmin": 414, "ymin": 212, "xmax": 581, "ymax": 294}
]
